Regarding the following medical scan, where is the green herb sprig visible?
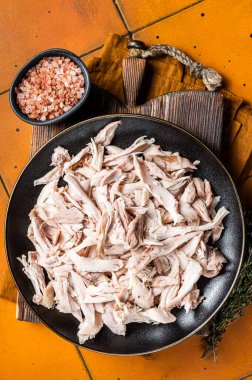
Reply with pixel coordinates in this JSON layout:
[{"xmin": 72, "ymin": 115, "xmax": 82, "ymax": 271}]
[{"xmin": 202, "ymin": 211, "xmax": 252, "ymax": 359}]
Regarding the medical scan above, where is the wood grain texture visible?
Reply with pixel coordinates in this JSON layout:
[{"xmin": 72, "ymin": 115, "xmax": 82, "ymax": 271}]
[
  {"xmin": 30, "ymin": 124, "xmax": 66, "ymax": 157},
  {"xmin": 122, "ymin": 58, "xmax": 147, "ymax": 106},
  {"xmin": 17, "ymin": 59, "xmax": 224, "ymax": 330},
  {"xmin": 17, "ymin": 293, "xmax": 40, "ymax": 323},
  {"xmin": 0, "ymin": 1, "xmax": 249, "ymax": 377}
]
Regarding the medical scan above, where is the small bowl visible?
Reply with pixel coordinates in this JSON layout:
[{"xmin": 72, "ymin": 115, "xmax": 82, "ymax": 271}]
[{"xmin": 9, "ymin": 48, "xmax": 91, "ymax": 126}]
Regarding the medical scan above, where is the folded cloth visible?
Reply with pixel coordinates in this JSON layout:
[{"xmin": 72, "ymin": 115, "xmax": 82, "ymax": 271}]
[{"xmin": 1, "ymin": 33, "xmax": 251, "ymax": 303}]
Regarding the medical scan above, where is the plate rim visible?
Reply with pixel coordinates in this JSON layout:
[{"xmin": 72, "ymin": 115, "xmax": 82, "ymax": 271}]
[{"xmin": 5, "ymin": 113, "xmax": 245, "ymax": 355}]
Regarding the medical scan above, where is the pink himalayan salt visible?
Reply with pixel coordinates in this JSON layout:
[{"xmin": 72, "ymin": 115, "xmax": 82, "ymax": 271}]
[{"xmin": 15, "ymin": 56, "xmax": 85, "ymax": 121}]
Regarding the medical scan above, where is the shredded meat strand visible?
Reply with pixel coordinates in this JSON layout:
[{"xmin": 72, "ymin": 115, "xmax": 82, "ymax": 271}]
[{"xmin": 18, "ymin": 121, "xmax": 229, "ymax": 344}]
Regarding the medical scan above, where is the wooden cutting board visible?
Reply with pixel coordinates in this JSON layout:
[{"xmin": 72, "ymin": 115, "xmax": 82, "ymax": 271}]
[{"xmin": 16, "ymin": 58, "xmax": 224, "ymax": 332}]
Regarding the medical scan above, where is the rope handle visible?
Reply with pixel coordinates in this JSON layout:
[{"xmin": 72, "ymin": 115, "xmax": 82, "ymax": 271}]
[{"xmin": 128, "ymin": 41, "xmax": 223, "ymax": 92}]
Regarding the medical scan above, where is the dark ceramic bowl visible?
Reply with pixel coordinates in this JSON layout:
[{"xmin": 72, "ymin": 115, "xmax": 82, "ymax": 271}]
[{"xmin": 9, "ymin": 48, "xmax": 91, "ymax": 126}]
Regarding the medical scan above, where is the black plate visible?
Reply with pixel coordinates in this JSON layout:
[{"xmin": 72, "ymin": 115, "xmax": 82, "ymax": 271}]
[{"xmin": 5, "ymin": 114, "xmax": 245, "ymax": 355}]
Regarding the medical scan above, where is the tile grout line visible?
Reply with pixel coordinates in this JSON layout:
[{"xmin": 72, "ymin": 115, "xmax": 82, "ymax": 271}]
[
  {"xmin": 0, "ymin": 34, "xmax": 129, "ymax": 96},
  {"xmin": 131, "ymin": 0, "xmax": 205, "ymax": 34},
  {"xmin": 0, "ymin": 1, "xmax": 205, "ymax": 96},
  {"xmin": 74, "ymin": 345, "xmax": 94, "ymax": 380},
  {"xmin": 79, "ymin": 45, "xmax": 105, "ymax": 59},
  {"xmin": 239, "ymin": 373, "xmax": 252, "ymax": 380},
  {"xmin": 112, "ymin": 0, "xmax": 132, "ymax": 36},
  {"xmin": 0, "ymin": 175, "xmax": 10, "ymax": 197},
  {"xmin": 0, "ymin": 89, "xmax": 9, "ymax": 96},
  {"xmin": 1, "ymin": 45, "xmax": 105, "ymax": 95}
]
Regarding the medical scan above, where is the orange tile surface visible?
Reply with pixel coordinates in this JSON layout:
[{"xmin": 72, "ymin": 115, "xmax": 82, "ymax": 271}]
[
  {"xmin": 0, "ymin": 299, "xmax": 90, "ymax": 380},
  {"xmin": 0, "ymin": 181, "xmax": 8, "ymax": 273},
  {"xmin": 0, "ymin": 181, "xmax": 10, "ymax": 293},
  {"xmin": 117, "ymin": 0, "xmax": 198, "ymax": 30},
  {"xmin": 0, "ymin": 0, "xmax": 127, "ymax": 92},
  {"xmin": 81, "ymin": 305, "xmax": 252, "ymax": 380},
  {"xmin": 1, "ymin": 0, "xmax": 252, "ymax": 379},
  {"xmin": 0, "ymin": 92, "xmax": 31, "ymax": 193},
  {"xmin": 134, "ymin": 0, "xmax": 252, "ymax": 105},
  {"xmin": 0, "ymin": 48, "xmax": 103, "ymax": 194},
  {"xmin": 0, "ymin": 179, "xmax": 16, "ymax": 302}
]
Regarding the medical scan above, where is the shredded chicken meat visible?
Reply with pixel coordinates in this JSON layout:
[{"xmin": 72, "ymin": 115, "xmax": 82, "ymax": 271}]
[{"xmin": 18, "ymin": 120, "xmax": 229, "ymax": 344}]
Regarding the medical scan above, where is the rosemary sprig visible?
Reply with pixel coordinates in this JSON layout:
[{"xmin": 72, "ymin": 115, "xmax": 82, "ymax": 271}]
[{"xmin": 202, "ymin": 211, "xmax": 252, "ymax": 359}]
